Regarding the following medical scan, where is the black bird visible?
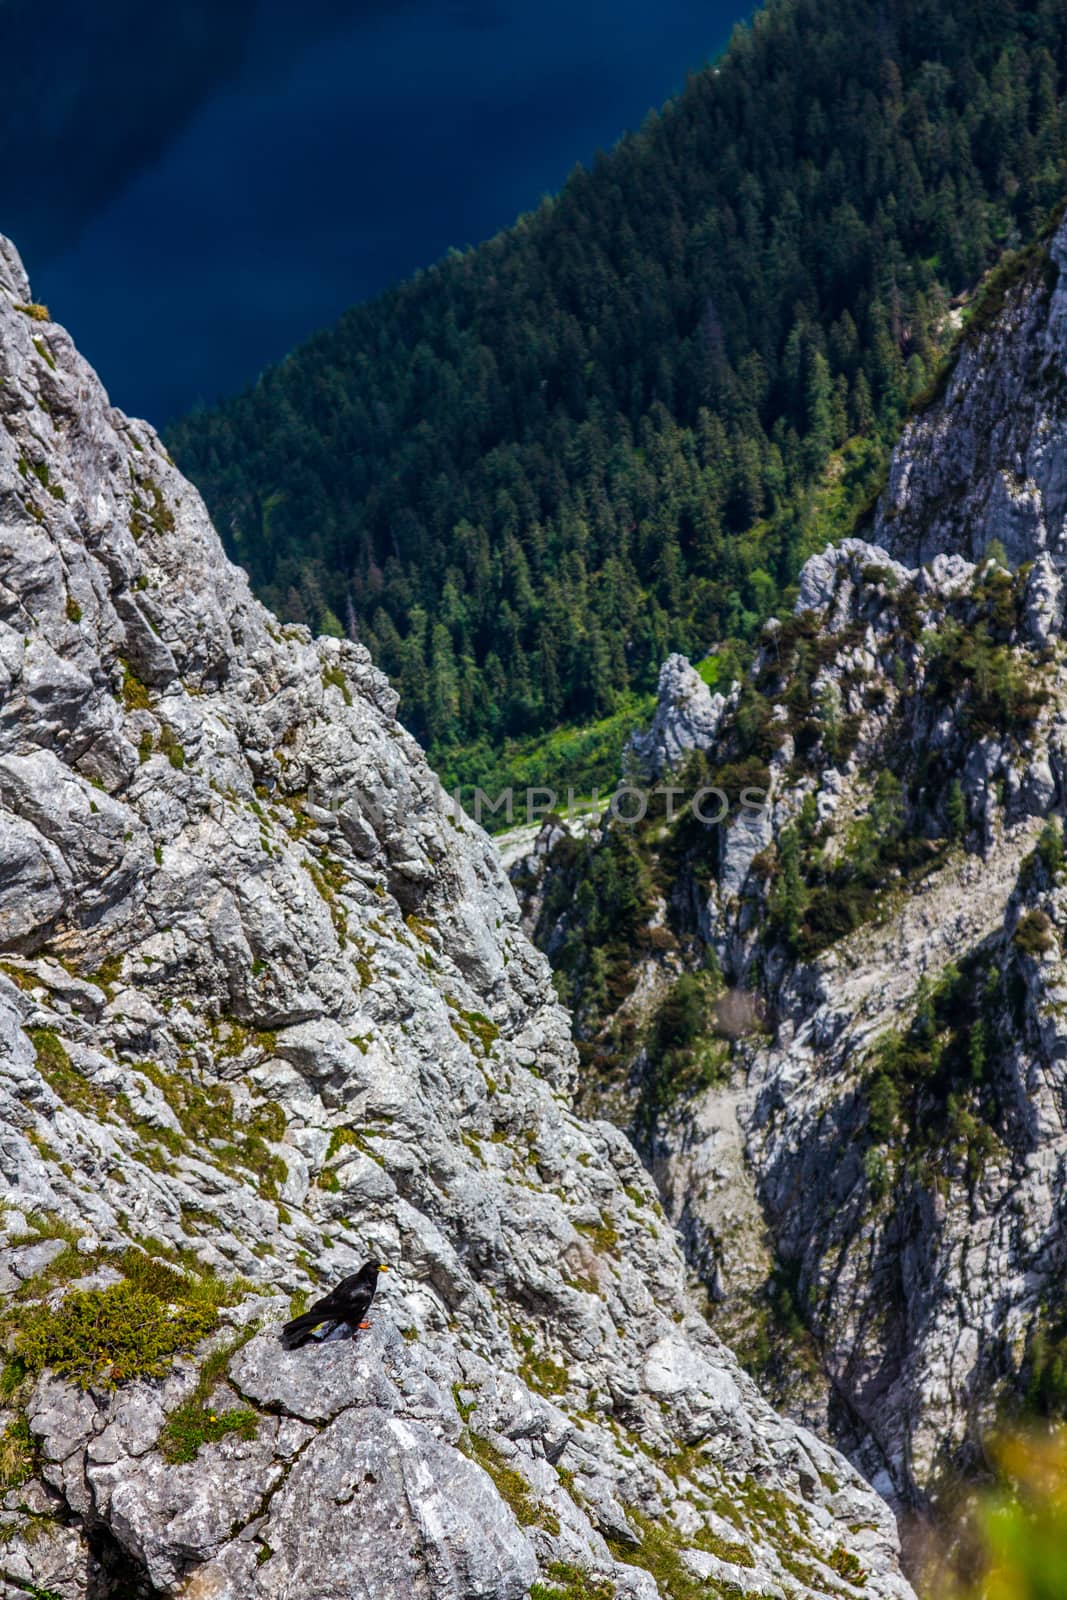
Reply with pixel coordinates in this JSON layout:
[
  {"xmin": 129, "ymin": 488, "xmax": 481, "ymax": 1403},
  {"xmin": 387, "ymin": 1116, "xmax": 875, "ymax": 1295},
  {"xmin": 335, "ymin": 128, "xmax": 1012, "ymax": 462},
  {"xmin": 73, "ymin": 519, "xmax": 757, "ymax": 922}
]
[{"xmin": 280, "ymin": 1261, "xmax": 387, "ymax": 1350}]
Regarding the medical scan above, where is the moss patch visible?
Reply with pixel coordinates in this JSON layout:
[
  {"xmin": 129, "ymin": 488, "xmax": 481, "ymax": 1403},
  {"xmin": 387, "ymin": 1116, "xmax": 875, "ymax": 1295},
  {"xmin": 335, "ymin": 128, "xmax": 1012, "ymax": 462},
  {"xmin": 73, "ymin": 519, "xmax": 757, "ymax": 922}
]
[
  {"xmin": 130, "ymin": 478, "xmax": 175, "ymax": 541},
  {"xmin": 692, "ymin": 1524, "xmax": 755, "ymax": 1567},
  {"xmin": 29, "ymin": 1028, "xmax": 111, "ymax": 1117},
  {"xmin": 88, "ymin": 953, "xmax": 124, "ymax": 997},
  {"xmin": 574, "ymin": 1215, "xmax": 620, "ymax": 1256},
  {"xmin": 132, "ymin": 1058, "xmax": 286, "ymax": 1196},
  {"xmin": 322, "ymin": 664, "xmax": 352, "ymax": 706},
  {"xmin": 606, "ymin": 1507, "xmax": 717, "ymax": 1600},
  {"xmin": 446, "ymin": 998, "xmax": 500, "ymax": 1056},
  {"xmin": 120, "ymin": 660, "xmax": 151, "ymax": 711},
  {"xmin": 3, "ymin": 1236, "xmax": 250, "ymax": 1395},
  {"xmin": 510, "ymin": 1323, "xmax": 569, "ymax": 1396},
  {"xmin": 16, "ymin": 1279, "xmax": 218, "ymax": 1389},
  {"xmin": 829, "ymin": 1544, "xmax": 867, "ymax": 1586},
  {"xmin": 158, "ymin": 725, "xmax": 186, "ymax": 770}
]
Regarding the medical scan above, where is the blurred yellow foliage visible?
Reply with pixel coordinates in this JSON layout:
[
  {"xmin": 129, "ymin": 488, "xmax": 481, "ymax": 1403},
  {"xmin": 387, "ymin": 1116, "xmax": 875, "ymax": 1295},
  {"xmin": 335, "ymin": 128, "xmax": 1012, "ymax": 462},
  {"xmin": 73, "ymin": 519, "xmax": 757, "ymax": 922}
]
[
  {"xmin": 931, "ymin": 1428, "xmax": 1067, "ymax": 1600},
  {"xmin": 980, "ymin": 1431, "xmax": 1067, "ymax": 1600}
]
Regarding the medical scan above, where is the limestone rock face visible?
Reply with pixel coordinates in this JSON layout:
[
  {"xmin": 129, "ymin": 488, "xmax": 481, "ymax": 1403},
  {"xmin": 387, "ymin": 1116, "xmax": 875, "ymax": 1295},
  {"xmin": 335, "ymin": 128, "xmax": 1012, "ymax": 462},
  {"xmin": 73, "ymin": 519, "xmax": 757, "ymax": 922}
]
[
  {"xmin": 679, "ymin": 532, "xmax": 1067, "ymax": 1501},
  {"xmin": 626, "ymin": 654, "xmax": 727, "ymax": 781},
  {"xmin": 0, "ymin": 240, "xmax": 912, "ymax": 1599},
  {"xmin": 874, "ymin": 221, "xmax": 1067, "ymax": 570}
]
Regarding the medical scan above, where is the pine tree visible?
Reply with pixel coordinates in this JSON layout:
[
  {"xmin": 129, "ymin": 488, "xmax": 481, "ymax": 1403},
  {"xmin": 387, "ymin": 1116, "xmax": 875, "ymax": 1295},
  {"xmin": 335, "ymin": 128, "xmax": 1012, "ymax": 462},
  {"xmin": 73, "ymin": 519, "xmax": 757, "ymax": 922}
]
[
  {"xmin": 804, "ymin": 350, "xmax": 835, "ymax": 472},
  {"xmin": 167, "ymin": 0, "xmax": 1067, "ymax": 762},
  {"xmin": 771, "ymin": 826, "xmax": 809, "ymax": 951}
]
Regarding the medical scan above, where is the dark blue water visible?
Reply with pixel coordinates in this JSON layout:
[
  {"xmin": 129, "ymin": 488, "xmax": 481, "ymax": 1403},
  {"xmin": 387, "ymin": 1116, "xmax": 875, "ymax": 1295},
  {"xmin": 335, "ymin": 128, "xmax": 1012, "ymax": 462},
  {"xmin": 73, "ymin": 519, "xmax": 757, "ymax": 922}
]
[{"xmin": 8, "ymin": 0, "xmax": 746, "ymax": 426}]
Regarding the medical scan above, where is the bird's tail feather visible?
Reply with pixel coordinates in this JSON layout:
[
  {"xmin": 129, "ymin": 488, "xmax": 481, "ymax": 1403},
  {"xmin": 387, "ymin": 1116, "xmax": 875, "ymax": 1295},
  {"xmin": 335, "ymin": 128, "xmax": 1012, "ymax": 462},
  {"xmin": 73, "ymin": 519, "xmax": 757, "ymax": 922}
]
[{"xmin": 280, "ymin": 1311, "xmax": 326, "ymax": 1350}]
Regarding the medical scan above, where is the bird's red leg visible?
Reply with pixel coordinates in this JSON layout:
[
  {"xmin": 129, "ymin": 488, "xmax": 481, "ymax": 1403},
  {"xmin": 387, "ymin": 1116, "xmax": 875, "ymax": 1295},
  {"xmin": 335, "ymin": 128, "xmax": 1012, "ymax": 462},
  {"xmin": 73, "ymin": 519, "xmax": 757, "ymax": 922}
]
[{"xmin": 358, "ymin": 1320, "xmax": 372, "ymax": 1329}]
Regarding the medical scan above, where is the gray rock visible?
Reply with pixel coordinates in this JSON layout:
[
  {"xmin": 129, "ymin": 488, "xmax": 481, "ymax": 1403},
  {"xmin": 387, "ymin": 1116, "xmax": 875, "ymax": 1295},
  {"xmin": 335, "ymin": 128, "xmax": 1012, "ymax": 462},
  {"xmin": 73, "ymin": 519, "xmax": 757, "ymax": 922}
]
[
  {"xmin": 719, "ymin": 802, "xmax": 774, "ymax": 902},
  {"xmin": 874, "ymin": 214, "xmax": 1067, "ymax": 570},
  {"xmin": 230, "ymin": 1325, "xmax": 407, "ymax": 1425},
  {"xmin": 258, "ymin": 1409, "xmax": 538, "ymax": 1600},
  {"xmin": 626, "ymin": 654, "xmax": 726, "ymax": 779},
  {"xmin": 1023, "ymin": 552, "xmax": 1065, "ymax": 646}
]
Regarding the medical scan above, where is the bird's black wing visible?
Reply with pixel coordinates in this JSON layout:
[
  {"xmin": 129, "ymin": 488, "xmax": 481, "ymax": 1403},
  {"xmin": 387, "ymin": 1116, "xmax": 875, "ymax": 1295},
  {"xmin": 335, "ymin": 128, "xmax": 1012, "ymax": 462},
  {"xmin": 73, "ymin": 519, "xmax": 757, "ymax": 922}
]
[
  {"xmin": 319, "ymin": 1271, "xmax": 375, "ymax": 1322},
  {"xmin": 280, "ymin": 1309, "xmax": 327, "ymax": 1350},
  {"xmin": 280, "ymin": 1268, "xmax": 379, "ymax": 1348},
  {"xmin": 337, "ymin": 1280, "xmax": 375, "ymax": 1326},
  {"xmin": 305, "ymin": 1283, "xmax": 347, "ymax": 1320}
]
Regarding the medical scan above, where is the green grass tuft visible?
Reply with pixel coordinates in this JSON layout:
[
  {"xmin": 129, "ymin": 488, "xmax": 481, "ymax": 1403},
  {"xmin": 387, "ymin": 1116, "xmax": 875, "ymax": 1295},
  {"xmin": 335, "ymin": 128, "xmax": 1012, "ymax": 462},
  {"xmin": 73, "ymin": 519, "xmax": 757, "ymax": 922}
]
[
  {"xmin": 28, "ymin": 1028, "xmax": 110, "ymax": 1117},
  {"xmin": 462, "ymin": 1432, "xmax": 560, "ymax": 1535},
  {"xmin": 531, "ymin": 1561, "xmax": 615, "ymax": 1600},
  {"xmin": 0, "ymin": 1415, "xmax": 34, "ymax": 1489}
]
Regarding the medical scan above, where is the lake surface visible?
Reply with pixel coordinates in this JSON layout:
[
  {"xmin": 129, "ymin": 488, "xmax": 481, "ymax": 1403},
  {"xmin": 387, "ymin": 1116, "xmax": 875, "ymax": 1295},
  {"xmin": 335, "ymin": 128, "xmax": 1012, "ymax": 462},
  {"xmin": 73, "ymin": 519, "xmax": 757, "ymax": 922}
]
[{"xmin": 8, "ymin": 0, "xmax": 746, "ymax": 425}]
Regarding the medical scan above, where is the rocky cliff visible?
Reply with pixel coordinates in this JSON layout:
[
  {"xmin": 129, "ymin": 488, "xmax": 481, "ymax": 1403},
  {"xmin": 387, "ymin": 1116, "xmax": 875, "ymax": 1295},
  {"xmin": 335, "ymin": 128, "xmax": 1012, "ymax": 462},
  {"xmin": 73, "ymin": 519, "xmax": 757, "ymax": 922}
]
[
  {"xmin": 873, "ymin": 214, "xmax": 1067, "ymax": 576},
  {"xmin": 509, "ymin": 213, "xmax": 1067, "ymax": 1523},
  {"xmin": 0, "ymin": 240, "xmax": 912, "ymax": 1599}
]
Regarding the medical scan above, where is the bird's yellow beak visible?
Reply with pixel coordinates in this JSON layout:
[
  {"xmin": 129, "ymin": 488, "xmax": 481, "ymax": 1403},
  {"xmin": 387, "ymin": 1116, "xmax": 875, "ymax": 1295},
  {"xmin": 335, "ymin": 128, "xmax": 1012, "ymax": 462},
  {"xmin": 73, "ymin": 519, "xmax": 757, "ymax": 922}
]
[{"xmin": 378, "ymin": 1263, "xmax": 389, "ymax": 1271}]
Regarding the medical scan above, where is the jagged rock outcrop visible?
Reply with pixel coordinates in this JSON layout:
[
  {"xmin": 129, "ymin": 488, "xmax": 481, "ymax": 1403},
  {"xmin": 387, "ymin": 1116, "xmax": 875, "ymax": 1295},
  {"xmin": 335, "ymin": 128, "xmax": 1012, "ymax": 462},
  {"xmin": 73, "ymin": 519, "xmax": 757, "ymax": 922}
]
[
  {"xmin": 0, "ymin": 241, "xmax": 912, "ymax": 1599},
  {"xmin": 874, "ymin": 217, "xmax": 1067, "ymax": 574},
  {"xmin": 512, "ymin": 213, "xmax": 1067, "ymax": 1522},
  {"xmin": 625, "ymin": 657, "xmax": 729, "ymax": 782},
  {"xmin": 711, "ymin": 538, "xmax": 1067, "ymax": 1506}
]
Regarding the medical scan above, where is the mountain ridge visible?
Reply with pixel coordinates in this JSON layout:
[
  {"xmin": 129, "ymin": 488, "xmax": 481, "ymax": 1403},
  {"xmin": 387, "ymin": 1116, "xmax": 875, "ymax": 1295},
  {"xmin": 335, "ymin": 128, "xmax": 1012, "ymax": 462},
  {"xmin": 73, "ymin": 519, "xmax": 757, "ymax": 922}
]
[
  {"xmin": 506, "ymin": 207, "xmax": 1067, "ymax": 1524},
  {"xmin": 0, "ymin": 235, "xmax": 913, "ymax": 1600}
]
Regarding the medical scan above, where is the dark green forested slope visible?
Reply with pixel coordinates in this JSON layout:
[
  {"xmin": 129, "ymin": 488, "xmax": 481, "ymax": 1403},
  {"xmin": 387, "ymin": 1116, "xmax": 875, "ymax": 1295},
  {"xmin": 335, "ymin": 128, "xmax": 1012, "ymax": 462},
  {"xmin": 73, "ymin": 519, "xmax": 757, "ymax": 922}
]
[{"xmin": 169, "ymin": 0, "xmax": 1067, "ymax": 770}]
